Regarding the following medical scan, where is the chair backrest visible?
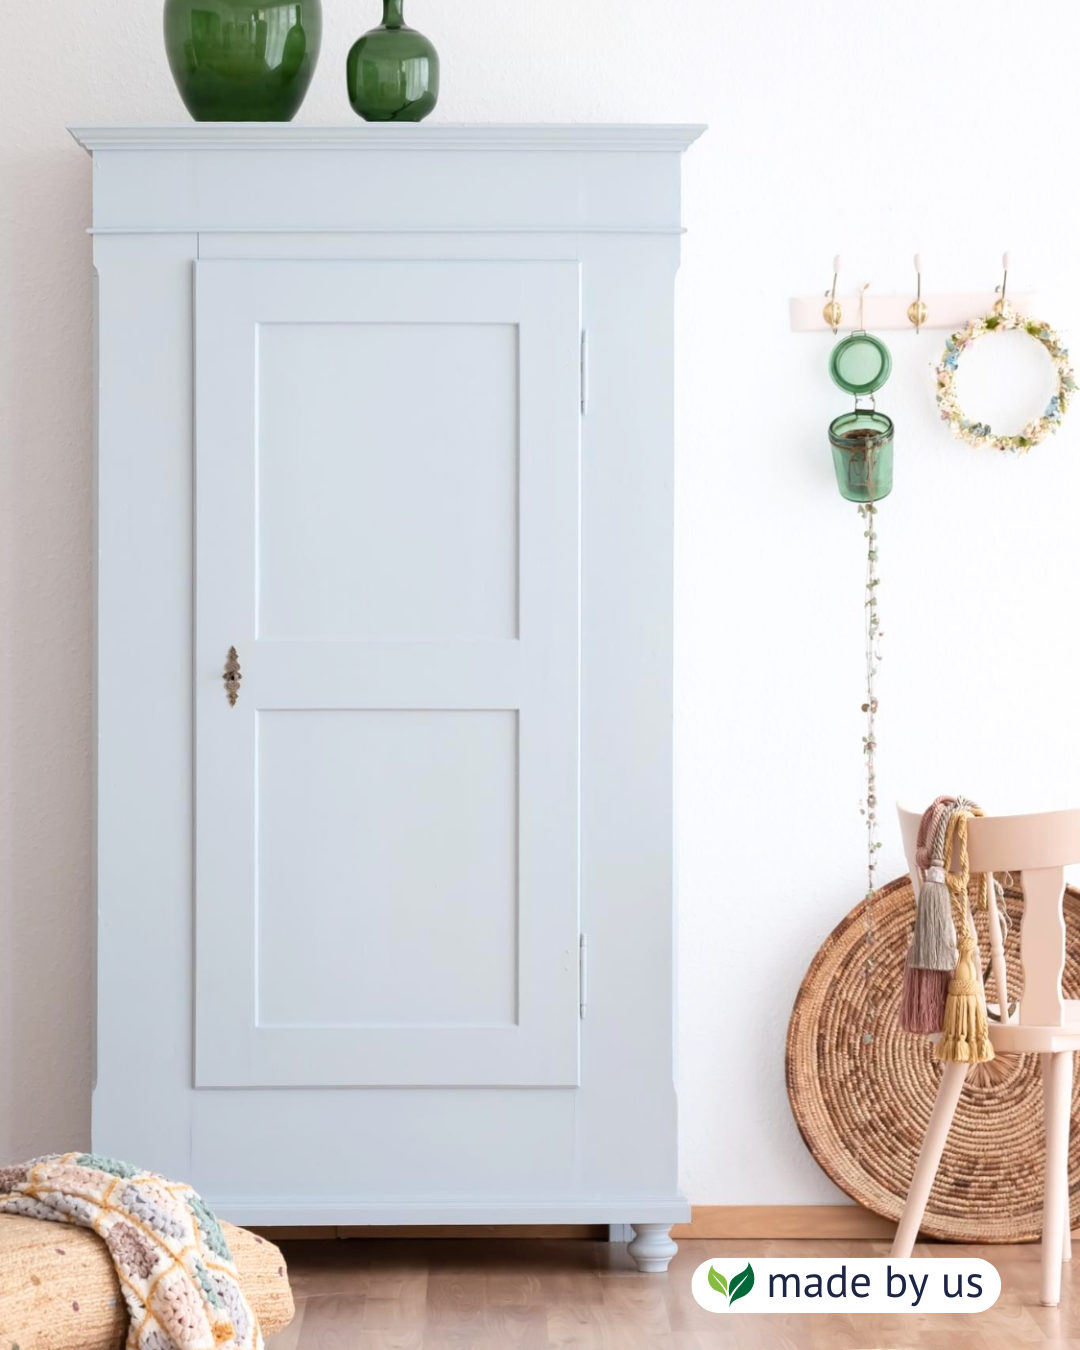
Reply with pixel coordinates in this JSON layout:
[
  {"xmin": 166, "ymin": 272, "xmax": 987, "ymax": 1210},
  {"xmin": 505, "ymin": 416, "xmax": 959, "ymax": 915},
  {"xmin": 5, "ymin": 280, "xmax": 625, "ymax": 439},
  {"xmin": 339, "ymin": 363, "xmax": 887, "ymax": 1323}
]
[{"xmin": 897, "ymin": 804, "xmax": 1080, "ymax": 1027}]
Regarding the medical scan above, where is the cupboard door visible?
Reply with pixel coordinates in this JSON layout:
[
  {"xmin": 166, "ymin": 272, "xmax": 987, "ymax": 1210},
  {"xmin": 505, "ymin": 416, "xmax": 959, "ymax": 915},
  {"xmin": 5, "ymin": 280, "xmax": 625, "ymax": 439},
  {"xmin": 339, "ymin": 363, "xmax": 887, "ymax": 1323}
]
[{"xmin": 193, "ymin": 260, "xmax": 581, "ymax": 1087}]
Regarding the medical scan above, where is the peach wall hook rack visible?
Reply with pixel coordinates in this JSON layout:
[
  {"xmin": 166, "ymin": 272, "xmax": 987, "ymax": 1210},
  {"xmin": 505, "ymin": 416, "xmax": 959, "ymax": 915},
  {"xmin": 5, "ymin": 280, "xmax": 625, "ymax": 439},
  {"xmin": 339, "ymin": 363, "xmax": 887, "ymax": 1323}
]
[{"xmin": 790, "ymin": 253, "xmax": 1039, "ymax": 332}]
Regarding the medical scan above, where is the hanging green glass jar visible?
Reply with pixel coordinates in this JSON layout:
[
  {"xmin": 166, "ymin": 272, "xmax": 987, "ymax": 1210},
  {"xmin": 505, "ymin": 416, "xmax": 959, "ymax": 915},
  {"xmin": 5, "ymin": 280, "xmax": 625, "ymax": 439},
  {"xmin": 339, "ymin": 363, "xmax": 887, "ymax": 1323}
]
[
  {"xmin": 346, "ymin": 0, "xmax": 439, "ymax": 122},
  {"xmin": 827, "ymin": 331, "xmax": 894, "ymax": 502},
  {"xmin": 828, "ymin": 409, "xmax": 894, "ymax": 502}
]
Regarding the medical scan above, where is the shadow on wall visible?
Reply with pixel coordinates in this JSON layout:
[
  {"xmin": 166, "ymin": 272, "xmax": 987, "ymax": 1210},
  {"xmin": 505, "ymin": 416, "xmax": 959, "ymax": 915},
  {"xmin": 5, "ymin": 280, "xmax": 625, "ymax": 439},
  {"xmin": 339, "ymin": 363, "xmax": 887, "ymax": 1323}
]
[{"xmin": 2, "ymin": 144, "xmax": 95, "ymax": 1158}]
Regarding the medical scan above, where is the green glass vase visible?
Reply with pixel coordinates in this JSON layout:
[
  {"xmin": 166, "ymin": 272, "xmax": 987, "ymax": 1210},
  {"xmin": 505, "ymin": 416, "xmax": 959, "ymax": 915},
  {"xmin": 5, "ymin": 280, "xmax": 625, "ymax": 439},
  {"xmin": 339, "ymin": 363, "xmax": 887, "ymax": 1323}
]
[
  {"xmin": 346, "ymin": 0, "xmax": 439, "ymax": 123},
  {"xmin": 164, "ymin": 0, "xmax": 322, "ymax": 122}
]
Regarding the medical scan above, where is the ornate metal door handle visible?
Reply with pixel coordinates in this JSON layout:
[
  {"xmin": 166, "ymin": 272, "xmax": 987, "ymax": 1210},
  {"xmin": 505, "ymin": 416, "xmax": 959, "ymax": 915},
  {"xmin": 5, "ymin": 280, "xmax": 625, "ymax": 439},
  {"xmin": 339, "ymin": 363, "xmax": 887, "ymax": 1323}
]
[{"xmin": 223, "ymin": 647, "xmax": 242, "ymax": 706}]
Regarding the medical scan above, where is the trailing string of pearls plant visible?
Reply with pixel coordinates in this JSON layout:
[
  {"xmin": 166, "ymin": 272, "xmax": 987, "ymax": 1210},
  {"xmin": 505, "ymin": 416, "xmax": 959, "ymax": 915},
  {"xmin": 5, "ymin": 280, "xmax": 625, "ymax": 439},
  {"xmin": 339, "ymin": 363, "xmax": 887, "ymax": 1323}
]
[{"xmin": 858, "ymin": 497, "xmax": 883, "ymax": 1048}]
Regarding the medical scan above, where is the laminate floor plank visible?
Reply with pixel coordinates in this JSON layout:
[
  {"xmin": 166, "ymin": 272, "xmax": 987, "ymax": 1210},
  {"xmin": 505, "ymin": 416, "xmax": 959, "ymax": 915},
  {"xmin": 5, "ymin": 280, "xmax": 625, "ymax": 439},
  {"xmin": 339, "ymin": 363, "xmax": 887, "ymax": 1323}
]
[
  {"xmin": 273, "ymin": 1235, "xmax": 1080, "ymax": 1350},
  {"xmin": 484, "ymin": 1270, "xmax": 546, "ymax": 1306},
  {"xmin": 266, "ymin": 1299, "xmax": 306, "ymax": 1350},
  {"xmin": 361, "ymin": 1295, "xmax": 430, "ymax": 1334},
  {"xmin": 292, "ymin": 1294, "xmax": 367, "ymax": 1349},
  {"xmin": 546, "ymin": 1303, "xmax": 673, "ymax": 1350},
  {"xmin": 284, "ymin": 1242, "xmax": 375, "ymax": 1299},
  {"xmin": 424, "ymin": 1273, "xmax": 487, "ymax": 1333},
  {"xmin": 536, "ymin": 1270, "xmax": 607, "ymax": 1308},
  {"xmin": 356, "ymin": 1332, "xmax": 424, "ymax": 1350}
]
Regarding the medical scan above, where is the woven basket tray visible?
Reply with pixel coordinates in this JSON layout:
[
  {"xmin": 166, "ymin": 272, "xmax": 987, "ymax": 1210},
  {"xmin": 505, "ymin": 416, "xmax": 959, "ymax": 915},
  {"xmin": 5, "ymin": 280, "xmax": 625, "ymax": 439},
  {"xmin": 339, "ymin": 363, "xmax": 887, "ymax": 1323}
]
[{"xmin": 786, "ymin": 875, "xmax": 1080, "ymax": 1242}]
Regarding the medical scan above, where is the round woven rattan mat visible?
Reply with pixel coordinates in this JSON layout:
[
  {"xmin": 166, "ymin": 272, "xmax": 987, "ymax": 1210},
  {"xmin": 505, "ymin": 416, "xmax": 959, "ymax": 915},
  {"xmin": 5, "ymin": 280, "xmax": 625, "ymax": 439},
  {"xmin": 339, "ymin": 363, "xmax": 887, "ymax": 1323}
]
[{"xmin": 786, "ymin": 875, "xmax": 1080, "ymax": 1242}]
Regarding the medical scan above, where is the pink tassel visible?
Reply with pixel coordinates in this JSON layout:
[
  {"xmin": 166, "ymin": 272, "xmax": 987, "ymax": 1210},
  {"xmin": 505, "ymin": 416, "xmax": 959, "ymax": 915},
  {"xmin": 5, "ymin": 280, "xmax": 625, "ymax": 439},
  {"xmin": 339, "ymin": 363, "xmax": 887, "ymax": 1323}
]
[{"xmin": 899, "ymin": 964, "xmax": 950, "ymax": 1033}]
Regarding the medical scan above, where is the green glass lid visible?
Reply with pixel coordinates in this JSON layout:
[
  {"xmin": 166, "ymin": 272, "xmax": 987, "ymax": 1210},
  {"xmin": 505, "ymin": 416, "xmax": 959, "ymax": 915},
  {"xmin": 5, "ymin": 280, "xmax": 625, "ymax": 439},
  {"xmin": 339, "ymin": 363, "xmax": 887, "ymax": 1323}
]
[{"xmin": 829, "ymin": 333, "xmax": 892, "ymax": 396}]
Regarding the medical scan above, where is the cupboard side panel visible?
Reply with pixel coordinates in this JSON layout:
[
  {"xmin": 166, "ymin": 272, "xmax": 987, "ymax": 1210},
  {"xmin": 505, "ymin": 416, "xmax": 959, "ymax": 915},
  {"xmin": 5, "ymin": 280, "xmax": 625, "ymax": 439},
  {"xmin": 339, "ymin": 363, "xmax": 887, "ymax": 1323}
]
[
  {"xmin": 576, "ymin": 234, "xmax": 682, "ymax": 1198},
  {"xmin": 93, "ymin": 234, "xmax": 198, "ymax": 1178}
]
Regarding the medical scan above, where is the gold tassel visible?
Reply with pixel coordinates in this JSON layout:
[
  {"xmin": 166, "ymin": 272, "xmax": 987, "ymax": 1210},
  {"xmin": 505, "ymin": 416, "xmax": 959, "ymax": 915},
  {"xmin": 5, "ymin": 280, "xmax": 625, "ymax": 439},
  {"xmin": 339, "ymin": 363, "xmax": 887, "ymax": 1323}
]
[
  {"xmin": 933, "ymin": 810, "xmax": 995, "ymax": 1066},
  {"xmin": 934, "ymin": 937, "xmax": 994, "ymax": 1064}
]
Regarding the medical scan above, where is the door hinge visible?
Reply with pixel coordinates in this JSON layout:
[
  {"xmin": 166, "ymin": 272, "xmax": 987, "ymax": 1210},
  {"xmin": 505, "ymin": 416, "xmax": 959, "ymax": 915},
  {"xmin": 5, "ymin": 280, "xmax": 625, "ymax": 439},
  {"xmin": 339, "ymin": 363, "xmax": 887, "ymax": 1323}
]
[
  {"xmin": 580, "ymin": 331, "xmax": 589, "ymax": 415},
  {"xmin": 579, "ymin": 933, "xmax": 587, "ymax": 1019}
]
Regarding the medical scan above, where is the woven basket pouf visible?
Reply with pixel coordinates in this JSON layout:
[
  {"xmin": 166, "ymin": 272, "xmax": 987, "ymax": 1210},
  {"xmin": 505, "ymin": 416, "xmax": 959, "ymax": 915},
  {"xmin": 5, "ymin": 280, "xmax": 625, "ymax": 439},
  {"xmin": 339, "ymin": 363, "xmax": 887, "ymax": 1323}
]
[
  {"xmin": 786, "ymin": 875, "xmax": 1080, "ymax": 1242},
  {"xmin": 0, "ymin": 1216, "xmax": 293, "ymax": 1350}
]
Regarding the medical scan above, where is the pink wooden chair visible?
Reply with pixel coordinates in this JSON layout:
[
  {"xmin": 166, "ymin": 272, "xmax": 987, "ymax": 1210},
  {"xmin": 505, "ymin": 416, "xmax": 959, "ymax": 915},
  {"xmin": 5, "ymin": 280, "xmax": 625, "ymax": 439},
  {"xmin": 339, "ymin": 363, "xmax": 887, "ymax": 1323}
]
[{"xmin": 893, "ymin": 804, "xmax": 1080, "ymax": 1306}]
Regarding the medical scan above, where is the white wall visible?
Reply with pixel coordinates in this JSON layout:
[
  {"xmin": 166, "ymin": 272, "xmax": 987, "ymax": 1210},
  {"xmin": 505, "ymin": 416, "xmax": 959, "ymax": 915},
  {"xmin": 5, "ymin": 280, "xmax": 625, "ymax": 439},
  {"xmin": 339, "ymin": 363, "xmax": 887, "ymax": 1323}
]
[{"xmin": 4, "ymin": 0, "xmax": 1080, "ymax": 1205}]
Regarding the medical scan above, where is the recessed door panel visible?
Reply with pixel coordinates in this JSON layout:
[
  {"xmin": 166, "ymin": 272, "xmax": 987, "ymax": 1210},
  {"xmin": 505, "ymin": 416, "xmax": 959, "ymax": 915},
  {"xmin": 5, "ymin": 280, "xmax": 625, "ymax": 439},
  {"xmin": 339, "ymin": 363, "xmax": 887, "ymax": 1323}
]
[
  {"xmin": 257, "ymin": 321, "xmax": 519, "ymax": 642},
  {"xmin": 257, "ymin": 708, "xmax": 519, "ymax": 1029},
  {"xmin": 194, "ymin": 260, "xmax": 581, "ymax": 1087}
]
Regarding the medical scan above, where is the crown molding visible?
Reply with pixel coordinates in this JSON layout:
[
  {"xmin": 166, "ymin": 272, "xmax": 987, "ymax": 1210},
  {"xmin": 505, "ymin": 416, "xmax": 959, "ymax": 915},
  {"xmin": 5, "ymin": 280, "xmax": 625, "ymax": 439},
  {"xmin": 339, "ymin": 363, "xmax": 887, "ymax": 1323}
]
[{"xmin": 68, "ymin": 123, "xmax": 708, "ymax": 155}]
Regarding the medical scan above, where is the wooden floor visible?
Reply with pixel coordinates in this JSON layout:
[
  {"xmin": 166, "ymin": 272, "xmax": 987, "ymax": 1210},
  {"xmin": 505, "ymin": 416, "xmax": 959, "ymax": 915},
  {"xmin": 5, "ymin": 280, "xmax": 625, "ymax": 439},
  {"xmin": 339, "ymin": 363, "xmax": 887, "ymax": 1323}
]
[{"xmin": 268, "ymin": 1235, "xmax": 1080, "ymax": 1349}]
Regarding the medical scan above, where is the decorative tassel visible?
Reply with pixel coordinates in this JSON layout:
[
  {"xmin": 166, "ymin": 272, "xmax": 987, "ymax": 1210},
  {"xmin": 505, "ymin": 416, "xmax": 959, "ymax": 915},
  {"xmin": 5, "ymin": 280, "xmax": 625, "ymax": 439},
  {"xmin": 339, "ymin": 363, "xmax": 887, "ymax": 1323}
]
[
  {"xmin": 898, "ymin": 961, "xmax": 950, "ymax": 1033},
  {"xmin": 901, "ymin": 793, "xmax": 993, "ymax": 1058},
  {"xmin": 899, "ymin": 797, "xmax": 996, "ymax": 1063},
  {"xmin": 934, "ymin": 936, "xmax": 994, "ymax": 1065},
  {"xmin": 908, "ymin": 865, "xmax": 958, "ymax": 971},
  {"xmin": 898, "ymin": 804, "xmax": 959, "ymax": 1034}
]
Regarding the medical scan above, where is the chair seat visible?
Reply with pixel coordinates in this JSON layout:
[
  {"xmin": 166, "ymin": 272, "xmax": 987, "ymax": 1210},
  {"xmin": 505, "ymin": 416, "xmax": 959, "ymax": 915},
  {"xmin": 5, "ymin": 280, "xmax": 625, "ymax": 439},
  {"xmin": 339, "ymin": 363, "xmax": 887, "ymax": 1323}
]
[
  {"xmin": 991, "ymin": 1002, "xmax": 1080, "ymax": 1053},
  {"xmin": 923, "ymin": 1002, "xmax": 1080, "ymax": 1053}
]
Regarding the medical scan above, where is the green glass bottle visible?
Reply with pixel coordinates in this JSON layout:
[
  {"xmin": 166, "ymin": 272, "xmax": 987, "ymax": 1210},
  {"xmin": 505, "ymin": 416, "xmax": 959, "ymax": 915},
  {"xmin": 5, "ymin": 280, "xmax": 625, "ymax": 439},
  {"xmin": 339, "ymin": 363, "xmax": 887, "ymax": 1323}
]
[
  {"xmin": 164, "ymin": 0, "xmax": 322, "ymax": 122},
  {"xmin": 346, "ymin": 0, "xmax": 439, "ymax": 123}
]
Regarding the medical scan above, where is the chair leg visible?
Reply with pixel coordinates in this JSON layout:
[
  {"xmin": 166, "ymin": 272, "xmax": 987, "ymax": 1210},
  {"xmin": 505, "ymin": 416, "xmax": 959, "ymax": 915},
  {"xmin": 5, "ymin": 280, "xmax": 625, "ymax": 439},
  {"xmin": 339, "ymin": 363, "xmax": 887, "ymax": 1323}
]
[
  {"xmin": 891, "ymin": 1060, "xmax": 967, "ymax": 1258},
  {"xmin": 1041, "ymin": 1050, "xmax": 1073, "ymax": 1306}
]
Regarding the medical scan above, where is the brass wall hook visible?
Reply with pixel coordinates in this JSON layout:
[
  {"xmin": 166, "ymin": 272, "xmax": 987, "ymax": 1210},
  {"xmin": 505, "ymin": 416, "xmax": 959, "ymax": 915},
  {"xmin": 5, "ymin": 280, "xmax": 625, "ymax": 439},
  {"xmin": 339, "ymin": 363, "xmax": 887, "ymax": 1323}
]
[
  {"xmin": 907, "ymin": 253, "xmax": 928, "ymax": 333},
  {"xmin": 822, "ymin": 254, "xmax": 843, "ymax": 334},
  {"xmin": 994, "ymin": 250, "xmax": 1011, "ymax": 315}
]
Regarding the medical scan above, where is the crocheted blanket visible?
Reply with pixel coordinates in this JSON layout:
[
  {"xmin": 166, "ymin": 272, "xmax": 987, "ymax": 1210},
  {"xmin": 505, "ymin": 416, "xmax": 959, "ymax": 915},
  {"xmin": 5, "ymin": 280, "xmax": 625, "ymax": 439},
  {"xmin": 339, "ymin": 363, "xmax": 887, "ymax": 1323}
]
[{"xmin": 0, "ymin": 1154, "xmax": 262, "ymax": 1350}]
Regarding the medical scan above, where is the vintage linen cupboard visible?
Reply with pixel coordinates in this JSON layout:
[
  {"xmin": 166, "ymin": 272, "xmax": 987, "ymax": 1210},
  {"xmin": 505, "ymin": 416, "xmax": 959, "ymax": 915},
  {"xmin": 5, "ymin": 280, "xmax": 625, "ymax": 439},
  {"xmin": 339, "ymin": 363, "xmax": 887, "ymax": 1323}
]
[{"xmin": 73, "ymin": 123, "xmax": 703, "ymax": 1269}]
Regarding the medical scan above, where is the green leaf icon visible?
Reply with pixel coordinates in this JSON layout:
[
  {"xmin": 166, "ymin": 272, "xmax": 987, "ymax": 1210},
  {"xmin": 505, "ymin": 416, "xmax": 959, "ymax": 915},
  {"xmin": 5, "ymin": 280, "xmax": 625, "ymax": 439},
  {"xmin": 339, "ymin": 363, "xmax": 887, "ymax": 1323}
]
[
  {"xmin": 707, "ymin": 1266, "xmax": 728, "ymax": 1296},
  {"xmin": 728, "ymin": 1261, "xmax": 755, "ymax": 1307}
]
